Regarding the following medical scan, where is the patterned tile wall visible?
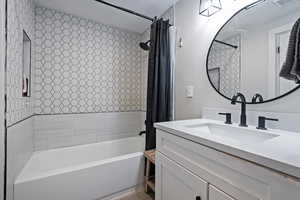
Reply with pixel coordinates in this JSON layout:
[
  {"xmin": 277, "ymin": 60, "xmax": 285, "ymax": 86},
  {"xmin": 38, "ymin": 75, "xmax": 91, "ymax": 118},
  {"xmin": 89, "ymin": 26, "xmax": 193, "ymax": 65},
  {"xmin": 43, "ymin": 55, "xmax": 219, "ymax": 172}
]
[
  {"xmin": 141, "ymin": 29, "xmax": 150, "ymax": 112},
  {"xmin": 6, "ymin": 1, "xmax": 35, "ymax": 198},
  {"xmin": 208, "ymin": 34, "xmax": 241, "ymax": 98},
  {"xmin": 34, "ymin": 7, "xmax": 142, "ymax": 114},
  {"xmin": 5, "ymin": 3, "xmax": 175, "ymax": 152},
  {"xmin": 7, "ymin": 0, "xmax": 35, "ymax": 126}
]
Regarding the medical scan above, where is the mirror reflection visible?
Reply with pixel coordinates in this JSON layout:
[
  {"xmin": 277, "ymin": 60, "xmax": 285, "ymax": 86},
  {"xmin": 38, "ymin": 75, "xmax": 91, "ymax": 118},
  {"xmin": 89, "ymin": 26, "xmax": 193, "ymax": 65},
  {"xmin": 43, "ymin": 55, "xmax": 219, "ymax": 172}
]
[{"xmin": 207, "ymin": 0, "xmax": 300, "ymax": 103}]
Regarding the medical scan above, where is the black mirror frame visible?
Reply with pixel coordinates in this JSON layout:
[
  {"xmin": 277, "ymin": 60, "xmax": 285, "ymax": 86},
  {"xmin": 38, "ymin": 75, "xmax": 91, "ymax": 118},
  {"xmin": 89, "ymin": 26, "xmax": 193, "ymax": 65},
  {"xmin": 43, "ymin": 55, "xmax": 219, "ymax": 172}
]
[{"xmin": 206, "ymin": 0, "xmax": 300, "ymax": 104}]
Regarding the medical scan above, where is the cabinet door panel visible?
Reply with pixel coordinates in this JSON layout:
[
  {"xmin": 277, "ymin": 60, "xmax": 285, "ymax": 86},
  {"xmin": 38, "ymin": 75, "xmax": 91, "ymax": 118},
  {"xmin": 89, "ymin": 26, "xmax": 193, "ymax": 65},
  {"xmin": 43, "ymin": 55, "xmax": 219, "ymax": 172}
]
[
  {"xmin": 156, "ymin": 152, "xmax": 208, "ymax": 200},
  {"xmin": 209, "ymin": 185, "xmax": 235, "ymax": 200}
]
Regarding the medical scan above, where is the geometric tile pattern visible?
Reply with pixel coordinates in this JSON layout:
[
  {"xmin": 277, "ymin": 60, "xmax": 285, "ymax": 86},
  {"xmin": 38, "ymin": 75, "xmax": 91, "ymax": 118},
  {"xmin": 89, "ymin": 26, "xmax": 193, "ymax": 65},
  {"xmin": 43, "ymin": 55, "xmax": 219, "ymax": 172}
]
[
  {"xmin": 6, "ymin": 0, "xmax": 35, "ymax": 126},
  {"xmin": 208, "ymin": 34, "xmax": 241, "ymax": 98},
  {"xmin": 140, "ymin": 29, "xmax": 150, "ymax": 112},
  {"xmin": 35, "ymin": 7, "xmax": 142, "ymax": 114}
]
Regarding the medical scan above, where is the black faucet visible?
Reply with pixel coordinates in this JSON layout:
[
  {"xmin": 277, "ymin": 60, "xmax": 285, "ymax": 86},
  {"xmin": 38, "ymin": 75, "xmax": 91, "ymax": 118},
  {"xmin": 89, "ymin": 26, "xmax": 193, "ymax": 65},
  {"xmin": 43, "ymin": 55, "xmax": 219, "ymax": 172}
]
[
  {"xmin": 257, "ymin": 116, "xmax": 279, "ymax": 130},
  {"xmin": 218, "ymin": 113, "xmax": 232, "ymax": 124},
  {"xmin": 252, "ymin": 93, "xmax": 264, "ymax": 103},
  {"xmin": 231, "ymin": 93, "xmax": 248, "ymax": 127}
]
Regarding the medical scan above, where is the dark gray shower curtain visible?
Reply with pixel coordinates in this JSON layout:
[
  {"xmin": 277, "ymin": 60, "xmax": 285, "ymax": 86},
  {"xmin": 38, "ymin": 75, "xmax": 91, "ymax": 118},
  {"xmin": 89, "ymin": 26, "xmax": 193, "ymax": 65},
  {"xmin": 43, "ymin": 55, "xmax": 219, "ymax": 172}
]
[{"xmin": 145, "ymin": 18, "xmax": 171, "ymax": 150}]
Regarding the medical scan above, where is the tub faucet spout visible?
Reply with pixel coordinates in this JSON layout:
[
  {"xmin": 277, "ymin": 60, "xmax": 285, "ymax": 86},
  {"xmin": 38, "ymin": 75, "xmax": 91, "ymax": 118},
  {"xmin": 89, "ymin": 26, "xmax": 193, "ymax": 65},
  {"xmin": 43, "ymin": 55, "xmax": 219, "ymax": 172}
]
[{"xmin": 139, "ymin": 131, "xmax": 146, "ymax": 136}]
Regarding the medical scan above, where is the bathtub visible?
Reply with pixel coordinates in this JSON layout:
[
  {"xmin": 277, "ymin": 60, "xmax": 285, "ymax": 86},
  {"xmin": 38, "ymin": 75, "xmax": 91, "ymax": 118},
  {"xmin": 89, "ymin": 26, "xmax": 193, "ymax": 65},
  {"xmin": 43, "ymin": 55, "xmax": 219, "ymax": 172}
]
[{"xmin": 14, "ymin": 136, "xmax": 145, "ymax": 200}]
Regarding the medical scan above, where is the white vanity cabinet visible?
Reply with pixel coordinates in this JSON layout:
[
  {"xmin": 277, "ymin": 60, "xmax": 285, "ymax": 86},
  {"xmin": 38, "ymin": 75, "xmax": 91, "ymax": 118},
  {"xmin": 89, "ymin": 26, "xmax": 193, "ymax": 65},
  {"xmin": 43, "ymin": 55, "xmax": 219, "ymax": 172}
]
[
  {"xmin": 156, "ymin": 152, "xmax": 237, "ymax": 200},
  {"xmin": 208, "ymin": 185, "xmax": 235, "ymax": 200},
  {"xmin": 156, "ymin": 152, "xmax": 208, "ymax": 200},
  {"xmin": 209, "ymin": 185, "xmax": 235, "ymax": 200},
  {"xmin": 155, "ymin": 129, "xmax": 300, "ymax": 200}
]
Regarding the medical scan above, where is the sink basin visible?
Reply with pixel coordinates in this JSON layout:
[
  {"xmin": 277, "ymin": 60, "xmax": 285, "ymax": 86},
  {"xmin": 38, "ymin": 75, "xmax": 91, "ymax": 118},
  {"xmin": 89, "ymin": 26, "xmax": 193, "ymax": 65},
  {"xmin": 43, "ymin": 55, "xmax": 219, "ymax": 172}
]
[{"xmin": 185, "ymin": 123, "xmax": 279, "ymax": 145}]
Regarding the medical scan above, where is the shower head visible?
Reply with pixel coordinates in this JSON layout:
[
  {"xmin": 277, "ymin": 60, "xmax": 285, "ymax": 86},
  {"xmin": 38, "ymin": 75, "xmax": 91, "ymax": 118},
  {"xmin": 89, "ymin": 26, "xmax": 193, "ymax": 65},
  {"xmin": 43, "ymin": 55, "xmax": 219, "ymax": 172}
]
[{"xmin": 139, "ymin": 40, "xmax": 150, "ymax": 51}]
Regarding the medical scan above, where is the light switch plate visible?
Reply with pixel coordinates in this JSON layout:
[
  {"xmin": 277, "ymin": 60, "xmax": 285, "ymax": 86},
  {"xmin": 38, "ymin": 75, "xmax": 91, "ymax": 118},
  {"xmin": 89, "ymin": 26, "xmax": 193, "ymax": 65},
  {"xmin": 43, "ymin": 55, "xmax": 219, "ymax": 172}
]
[{"xmin": 185, "ymin": 86, "xmax": 194, "ymax": 98}]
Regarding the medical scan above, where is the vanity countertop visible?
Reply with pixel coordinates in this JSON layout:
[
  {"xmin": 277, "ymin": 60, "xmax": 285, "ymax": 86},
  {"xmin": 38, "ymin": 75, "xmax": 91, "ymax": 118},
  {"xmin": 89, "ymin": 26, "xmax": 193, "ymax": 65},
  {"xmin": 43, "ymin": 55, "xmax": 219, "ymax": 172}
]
[{"xmin": 155, "ymin": 119, "xmax": 300, "ymax": 179}]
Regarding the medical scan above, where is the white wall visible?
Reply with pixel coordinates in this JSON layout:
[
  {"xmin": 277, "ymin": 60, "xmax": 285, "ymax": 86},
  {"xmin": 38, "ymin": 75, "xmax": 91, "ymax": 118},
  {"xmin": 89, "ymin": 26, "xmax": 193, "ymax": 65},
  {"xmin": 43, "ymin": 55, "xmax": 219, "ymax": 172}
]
[
  {"xmin": 0, "ymin": 0, "xmax": 5, "ymax": 198},
  {"xmin": 174, "ymin": 0, "xmax": 300, "ymax": 120}
]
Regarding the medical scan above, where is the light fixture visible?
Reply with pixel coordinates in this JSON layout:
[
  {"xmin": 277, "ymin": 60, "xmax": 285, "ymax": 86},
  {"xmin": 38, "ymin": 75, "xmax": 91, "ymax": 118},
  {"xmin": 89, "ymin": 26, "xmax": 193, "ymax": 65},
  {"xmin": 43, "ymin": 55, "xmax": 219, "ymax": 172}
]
[{"xmin": 199, "ymin": 0, "xmax": 222, "ymax": 17}]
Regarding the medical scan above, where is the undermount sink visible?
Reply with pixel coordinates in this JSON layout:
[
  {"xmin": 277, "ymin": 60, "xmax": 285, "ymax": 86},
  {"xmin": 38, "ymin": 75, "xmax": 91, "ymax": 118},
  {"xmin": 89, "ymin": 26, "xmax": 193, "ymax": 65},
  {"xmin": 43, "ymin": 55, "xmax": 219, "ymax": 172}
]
[{"xmin": 185, "ymin": 123, "xmax": 279, "ymax": 145}]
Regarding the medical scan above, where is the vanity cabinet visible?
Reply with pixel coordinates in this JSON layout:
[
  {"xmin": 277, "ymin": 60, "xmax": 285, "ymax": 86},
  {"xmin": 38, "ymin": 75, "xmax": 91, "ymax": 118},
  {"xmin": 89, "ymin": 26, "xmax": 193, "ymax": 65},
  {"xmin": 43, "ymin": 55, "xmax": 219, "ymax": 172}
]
[
  {"xmin": 156, "ymin": 152, "xmax": 235, "ymax": 200},
  {"xmin": 155, "ymin": 130, "xmax": 300, "ymax": 200},
  {"xmin": 156, "ymin": 152, "xmax": 208, "ymax": 200},
  {"xmin": 209, "ymin": 185, "xmax": 235, "ymax": 200}
]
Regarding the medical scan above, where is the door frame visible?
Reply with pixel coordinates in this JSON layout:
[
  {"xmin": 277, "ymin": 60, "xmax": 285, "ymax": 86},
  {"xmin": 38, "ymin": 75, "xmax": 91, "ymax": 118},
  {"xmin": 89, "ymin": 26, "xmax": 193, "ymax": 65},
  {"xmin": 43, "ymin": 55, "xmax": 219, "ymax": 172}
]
[
  {"xmin": 0, "ymin": 0, "xmax": 6, "ymax": 199},
  {"xmin": 268, "ymin": 23, "xmax": 293, "ymax": 99}
]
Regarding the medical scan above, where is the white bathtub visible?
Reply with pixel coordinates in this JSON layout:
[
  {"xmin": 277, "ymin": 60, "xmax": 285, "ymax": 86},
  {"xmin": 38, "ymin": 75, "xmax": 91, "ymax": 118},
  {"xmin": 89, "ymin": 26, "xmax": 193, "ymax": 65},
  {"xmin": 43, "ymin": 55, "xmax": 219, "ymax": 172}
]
[{"xmin": 14, "ymin": 136, "xmax": 145, "ymax": 200}]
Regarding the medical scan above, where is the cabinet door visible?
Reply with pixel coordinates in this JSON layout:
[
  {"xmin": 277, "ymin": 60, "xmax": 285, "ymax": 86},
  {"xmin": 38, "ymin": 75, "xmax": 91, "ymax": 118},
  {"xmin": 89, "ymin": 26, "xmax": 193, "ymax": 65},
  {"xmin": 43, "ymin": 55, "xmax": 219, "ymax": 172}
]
[
  {"xmin": 156, "ymin": 152, "xmax": 208, "ymax": 200},
  {"xmin": 209, "ymin": 185, "xmax": 235, "ymax": 200}
]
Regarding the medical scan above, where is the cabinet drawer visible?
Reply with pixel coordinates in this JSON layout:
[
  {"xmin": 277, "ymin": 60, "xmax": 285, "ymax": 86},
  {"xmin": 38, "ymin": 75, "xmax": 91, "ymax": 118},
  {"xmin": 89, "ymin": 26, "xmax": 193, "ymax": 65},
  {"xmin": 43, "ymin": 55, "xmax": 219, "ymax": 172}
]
[
  {"xmin": 156, "ymin": 152, "xmax": 208, "ymax": 200},
  {"xmin": 156, "ymin": 130, "xmax": 300, "ymax": 200},
  {"xmin": 209, "ymin": 185, "xmax": 235, "ymax": 200}
]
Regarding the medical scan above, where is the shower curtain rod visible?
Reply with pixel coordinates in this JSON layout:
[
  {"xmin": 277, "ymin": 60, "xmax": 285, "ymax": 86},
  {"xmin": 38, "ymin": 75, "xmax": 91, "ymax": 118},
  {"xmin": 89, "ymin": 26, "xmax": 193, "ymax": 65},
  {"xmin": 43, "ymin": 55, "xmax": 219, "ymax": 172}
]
[
  {"xmin": 94, "ymin": 0, "xmax": 173, "ymax": 27},
  {"xmin": 94, "ymin": 0, "xmax": 155, "ymax": 22},
  {"xmin": 215, "ymin": 40, "xmax": 238, "ymax": 49}
]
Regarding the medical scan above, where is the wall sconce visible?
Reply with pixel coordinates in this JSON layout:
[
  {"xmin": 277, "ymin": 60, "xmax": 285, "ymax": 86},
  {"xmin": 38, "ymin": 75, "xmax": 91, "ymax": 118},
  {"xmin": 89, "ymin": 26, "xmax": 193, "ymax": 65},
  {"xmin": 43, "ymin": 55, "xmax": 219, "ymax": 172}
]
[{"xmin": 199, "ymin": 0, "xmax": 222, "ymax": 17}]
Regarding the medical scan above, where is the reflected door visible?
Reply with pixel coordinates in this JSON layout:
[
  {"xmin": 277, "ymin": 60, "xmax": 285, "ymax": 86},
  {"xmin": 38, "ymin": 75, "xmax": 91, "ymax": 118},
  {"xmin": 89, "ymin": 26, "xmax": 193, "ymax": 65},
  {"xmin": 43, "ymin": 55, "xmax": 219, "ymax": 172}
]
[{"xmin": 0, "ymin": 0, "xmax": 5, "ymax": 199}]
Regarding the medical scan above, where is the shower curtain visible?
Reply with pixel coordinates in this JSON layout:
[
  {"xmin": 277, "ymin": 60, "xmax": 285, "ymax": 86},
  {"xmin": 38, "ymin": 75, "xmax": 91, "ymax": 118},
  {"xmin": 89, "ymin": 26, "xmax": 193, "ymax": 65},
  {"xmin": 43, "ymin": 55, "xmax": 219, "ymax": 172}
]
[{"xmin": 145, "ymin": 18, "xmax": 172, "ymax": 150}]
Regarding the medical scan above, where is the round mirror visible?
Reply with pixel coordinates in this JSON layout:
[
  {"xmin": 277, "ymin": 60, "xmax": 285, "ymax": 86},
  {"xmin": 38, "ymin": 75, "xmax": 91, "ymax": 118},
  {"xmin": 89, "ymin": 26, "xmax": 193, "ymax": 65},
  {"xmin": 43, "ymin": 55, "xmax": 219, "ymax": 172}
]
[{"xmin": 206, "ymin": 0, "xmax": 300, "ymax": 104}]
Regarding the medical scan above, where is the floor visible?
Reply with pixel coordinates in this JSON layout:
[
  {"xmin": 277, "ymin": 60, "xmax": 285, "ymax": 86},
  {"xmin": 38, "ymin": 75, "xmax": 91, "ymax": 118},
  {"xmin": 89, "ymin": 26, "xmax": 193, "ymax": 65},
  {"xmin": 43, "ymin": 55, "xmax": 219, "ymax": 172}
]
[{"xmin": 117, "ymin": 192, "xmax": 154, "ymax": 200}]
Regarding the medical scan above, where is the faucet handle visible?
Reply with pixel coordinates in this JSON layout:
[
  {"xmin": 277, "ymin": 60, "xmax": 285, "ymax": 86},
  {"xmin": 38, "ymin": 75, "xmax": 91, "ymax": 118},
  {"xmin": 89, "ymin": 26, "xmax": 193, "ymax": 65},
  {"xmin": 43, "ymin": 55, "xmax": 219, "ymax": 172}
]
[
  {"xmin": 218, "ymin": 113, "xmax": 232, "ymax": 124},
  {"xmin": 252, "ymin": 93, "xmax": 264, "ymax": 103},
  {"xmin": 257, "ymin": 116, "xmax": 279, "ymax": 130}
]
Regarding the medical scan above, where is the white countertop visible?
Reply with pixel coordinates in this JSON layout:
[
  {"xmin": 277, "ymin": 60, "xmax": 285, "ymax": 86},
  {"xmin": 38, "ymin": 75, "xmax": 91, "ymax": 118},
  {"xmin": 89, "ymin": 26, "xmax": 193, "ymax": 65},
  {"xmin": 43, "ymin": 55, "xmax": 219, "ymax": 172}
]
[{"xmin": 155, "ymin": 119, "xmax": 300, "ymax": 179}]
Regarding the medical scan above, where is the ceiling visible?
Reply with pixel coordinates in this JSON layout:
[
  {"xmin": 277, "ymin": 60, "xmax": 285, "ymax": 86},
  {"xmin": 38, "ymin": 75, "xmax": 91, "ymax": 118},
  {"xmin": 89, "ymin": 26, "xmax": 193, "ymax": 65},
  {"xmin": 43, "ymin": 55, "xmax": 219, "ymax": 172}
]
[{"xmin": 34, "ymin": 0, "xmax": 177, "ymax": 33}]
